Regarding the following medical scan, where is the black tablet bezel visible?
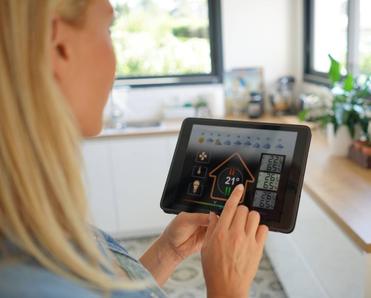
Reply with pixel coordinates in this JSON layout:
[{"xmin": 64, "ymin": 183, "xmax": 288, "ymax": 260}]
[{"xmin": 160, "ymin": 118, "xmax": 311, "ymax": 233}]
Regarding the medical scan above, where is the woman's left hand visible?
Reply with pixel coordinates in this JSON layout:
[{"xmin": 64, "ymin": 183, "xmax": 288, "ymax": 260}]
[
  {"xmin": 160, "ymin": 212, "xmax": 209, "ymax": 260},
  {"xmin": 140, "ymin": 212, "xmax": 210, "ymax": 286}
]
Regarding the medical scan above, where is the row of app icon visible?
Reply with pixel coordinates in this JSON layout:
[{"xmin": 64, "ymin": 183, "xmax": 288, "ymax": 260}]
[
  {"xmin": 187, "ymin": 151, "xmax": 211, "ymax": 197},
  {"xmin": 195, "ymin": 151, "xmax": 210, "ymax": 163},
  {"xmin": 198, "ymin": 136, "xmax": 284, "ymax": 149},
  {"xmin": 197, "ymin": 137, "xmax": 285, "ymax": 149},
  {"xmin": 187, "ymin": 180, "xmax": 203, "ymax": 196}
]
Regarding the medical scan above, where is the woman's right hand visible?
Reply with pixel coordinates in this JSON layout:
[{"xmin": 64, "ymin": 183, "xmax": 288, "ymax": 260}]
[{"xmin": 201, "ymin": 184, "xmax": 269, "ymax": 298}]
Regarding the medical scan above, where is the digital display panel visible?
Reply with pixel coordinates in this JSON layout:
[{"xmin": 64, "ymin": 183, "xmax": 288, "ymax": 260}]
[
  {"xmin": 256, "ymin": 172, "xmax": 281, "ymax": 191},
  {"xmin": 253, "ymin": 190, "xmax": 277, "ymax": 210},
  {"xmin": 260, "ymin": 154, "xmax": 285, "ymax": 173},
  {"xmin": 171, "ymin": 124, "xmax": 298, "ymax": 219}
]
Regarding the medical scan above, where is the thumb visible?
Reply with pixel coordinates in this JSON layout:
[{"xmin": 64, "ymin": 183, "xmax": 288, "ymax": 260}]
[
  {"xmin": 204, "ymin": 212, "xmax": 218, "ymax": 243},
  {"xmin": 178, "ymin": 212, "xmax": 209, "ymax": 226}
]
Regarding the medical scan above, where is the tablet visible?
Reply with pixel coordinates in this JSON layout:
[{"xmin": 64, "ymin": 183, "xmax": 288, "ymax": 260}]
[{"xmin": 160, "ymin": 118, "xmax": 311, "ymax": 233}]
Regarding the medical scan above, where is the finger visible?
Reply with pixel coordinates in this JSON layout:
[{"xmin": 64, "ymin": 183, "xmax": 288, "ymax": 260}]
[
  {"xmin": 231, "ymin": 205, "xmax": 249, "ymax": 232},
  {"xmin": 196, "ymin": 227, "xmax": 208, "ymax": 245},
  {"xmin": 204, "ymin": 212, "xmax": 218, "ymax": 242},
  {"xmin": 178, "ymin": 212, "xmax": 210, "ymax": 227},
  {"xmin": 245, "ymin": 211, "xmax": 261, "ymax": 236},
  {"xmin": 256, "ymin": 225, "xmax": 269, "ymax": 246},
  {"xmin": 218, "ymin": 184, "xmax": 244, "ymax": 229}
]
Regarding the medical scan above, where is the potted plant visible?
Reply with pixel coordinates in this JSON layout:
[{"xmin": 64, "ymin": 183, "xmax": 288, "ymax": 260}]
[
  {"xmin": 299, "ymin": 55, "xmax": 371, "ymax": 157},
  {"xmin": 361, "ymin": 141, "xmax": 371, "ymax": 155},
  {"xmin": 349, "ymin": 138, "xmax": 371, "ymax": 168}
]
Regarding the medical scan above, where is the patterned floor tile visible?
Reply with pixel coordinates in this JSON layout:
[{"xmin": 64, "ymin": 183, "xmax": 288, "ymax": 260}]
[{"xmin": 119, "ymin": 236, "xmax": 286, "ymax": 298}]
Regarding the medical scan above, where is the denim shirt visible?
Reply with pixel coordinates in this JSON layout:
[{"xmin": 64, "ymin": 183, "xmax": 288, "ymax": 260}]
[{"xmin": 0, "ymin": 231, "xmax": 167, "ymax": 298}]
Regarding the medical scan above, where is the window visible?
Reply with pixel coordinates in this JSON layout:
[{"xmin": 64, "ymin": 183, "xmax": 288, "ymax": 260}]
[
  {"xmin": 304, "ymin": 0, "xmax": 371, "ymax": 84},
  {"xmin": 110, "ymin": 0, "xmax": 223, "ymax": 87},
  {"xmin": 312, "ymin": 0, "xmax": 348, "ymax": 73},
  {"xmin": 359, "ymin": 0, "xmax": 371, "ymax": 74}
]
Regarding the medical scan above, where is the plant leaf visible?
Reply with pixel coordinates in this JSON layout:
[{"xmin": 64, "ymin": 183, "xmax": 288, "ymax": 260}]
[
  {"xmin": 360, "ymin": 117, "xmax": 370, "ymax": 136},
  {"xmin": 298, "ymin": 110, "xmax": 308, "ymax": 122},
  {"xmin": 343, "ymin": 74, "xmax": 354, "ymax": 92},
  {"xmin": 328, "ymin": 55, "xmax": 341, "ymax": 84}
]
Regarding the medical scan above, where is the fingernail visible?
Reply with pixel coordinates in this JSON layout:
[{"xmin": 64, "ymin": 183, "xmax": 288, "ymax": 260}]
[{"xmin": 236, "ymin": 184, "xmax": 244, "ymax": 191}]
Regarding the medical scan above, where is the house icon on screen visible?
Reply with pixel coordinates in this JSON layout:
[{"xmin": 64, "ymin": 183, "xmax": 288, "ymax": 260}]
[{"xmin": 209, "ymin": 153, "xmax": 255, "ymax": 202}]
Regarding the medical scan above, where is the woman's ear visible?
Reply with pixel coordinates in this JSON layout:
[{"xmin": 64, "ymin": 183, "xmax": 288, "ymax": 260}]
[{"xmin": 50, "ymin": 17, "xmax": 74, "ymax": 81}]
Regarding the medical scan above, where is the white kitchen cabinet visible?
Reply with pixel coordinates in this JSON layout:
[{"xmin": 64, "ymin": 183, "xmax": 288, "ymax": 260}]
[
  {"xmin": 81, "ymin": 140, "xmax": 118, "ymax": 233},
  {"xmin": 82, "ymin": 133, "xmax": 178, "ymax": 237},
  {"xmin": 109, "ymin": 135, "xmax": 176, "ymax": 238},
  {"xmin": 265, "ymin": 190, "xmax": 370, "ymax": 298}
]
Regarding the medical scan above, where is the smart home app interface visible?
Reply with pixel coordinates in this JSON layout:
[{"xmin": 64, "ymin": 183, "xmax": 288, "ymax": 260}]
[{"xmin": 175, "ymin": 125, "xmax": 298, "ymax": 221}]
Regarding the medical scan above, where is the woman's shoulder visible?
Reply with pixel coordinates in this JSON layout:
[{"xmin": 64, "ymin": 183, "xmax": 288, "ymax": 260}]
[
  {"xmin": 0, "ymin": 233, "xmax": 167, "ymax": 298},
  {"xmin": 0, "ymin": 260, "xmax": 99, "ymax": 298},
  {"xmin": 0, "ymin": 258, "xmax": 164, "ymax": 298}
]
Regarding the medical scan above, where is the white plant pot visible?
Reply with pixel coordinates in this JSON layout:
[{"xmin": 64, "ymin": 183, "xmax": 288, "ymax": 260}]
[{"xmin": 327, "ymin": 124, "xmax": 353, "ymax": 157}]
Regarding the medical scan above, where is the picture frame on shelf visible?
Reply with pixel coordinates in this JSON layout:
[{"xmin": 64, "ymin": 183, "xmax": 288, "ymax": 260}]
[{"xmin": 224, "ymin": 67, "xmax": 265, "ymax": 117}]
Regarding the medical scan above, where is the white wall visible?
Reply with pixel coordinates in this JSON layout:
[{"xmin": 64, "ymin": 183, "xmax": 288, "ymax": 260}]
[
  {"xmin": 222, "ymin": 0, "xmax": 296, "ymax": 89},
  {"xmin": 113, "ymin": 0, "xmax": 298, "ymax": 118}
]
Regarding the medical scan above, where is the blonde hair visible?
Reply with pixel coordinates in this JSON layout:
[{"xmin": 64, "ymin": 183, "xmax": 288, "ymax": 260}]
[{"xmin": 0, "ymin": 0, "xmax": 137, "ymax": 293}]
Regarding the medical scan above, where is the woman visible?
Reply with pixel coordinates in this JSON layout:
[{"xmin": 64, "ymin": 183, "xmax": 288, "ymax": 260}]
[{"xmin": 0, "ymin": 1, "xmax": 268, "ymax": 297}]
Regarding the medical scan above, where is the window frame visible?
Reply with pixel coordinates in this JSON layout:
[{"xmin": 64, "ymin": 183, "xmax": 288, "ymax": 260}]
[
  {"xmin": 303, "ymin": 0, "xmax": 361, "ymax": 85},
  {"xmin": 113, "ymin": 0, "xmax": 224, "ymax": 88}
]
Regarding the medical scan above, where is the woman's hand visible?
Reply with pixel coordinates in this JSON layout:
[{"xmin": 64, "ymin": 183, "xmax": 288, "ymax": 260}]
[
  {"xmin": 140, "ymin": 212, "xmax": 209, "ymax": 286},
  {"xmin": 201, "ymin": 184, "xmax": 269, "ymax": 298},
  {"xmin": 160, "ymin": 212, "xmax": 209, "ymax": 260}
]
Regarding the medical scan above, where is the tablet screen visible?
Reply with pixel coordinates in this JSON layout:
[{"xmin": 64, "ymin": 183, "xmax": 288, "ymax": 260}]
[{"xmin": 174, "ymin": 124, "xmax": 298, "ymax": 221}]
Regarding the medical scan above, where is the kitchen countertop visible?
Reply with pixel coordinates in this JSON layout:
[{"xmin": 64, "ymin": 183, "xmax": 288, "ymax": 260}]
[
  {"xmin": 91, "ymin": 115, "xmax": 371, "ymax": 252},
  {"xmin": 294, "ymin": 123, "xmax": 371, "ymax": 253},
  {"xmin": 96, "ymin": 121, "xmax": 182, "ymax": 138}
]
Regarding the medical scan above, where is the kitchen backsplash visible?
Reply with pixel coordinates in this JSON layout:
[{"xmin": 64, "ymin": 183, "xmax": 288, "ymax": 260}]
[{"xmin": 105, "ymin": 84, "xmax": 226, "ymax": 124}]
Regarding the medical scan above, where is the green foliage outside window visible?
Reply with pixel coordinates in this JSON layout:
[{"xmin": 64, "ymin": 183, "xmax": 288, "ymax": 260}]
[{"xmin": 110, "ymin": 0, "xmax": 212, "ymax": 78}]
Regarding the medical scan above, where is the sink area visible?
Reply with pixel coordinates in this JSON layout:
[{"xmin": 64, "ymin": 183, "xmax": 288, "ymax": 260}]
[
  {"xmin": 98, "ymin": 120, "xmax": 182, "ymax": 138},
  {"xmin": 97, "ymin": 116, "xmax": 184, "ymax": 138},
  {"xmin": 124, "ymin": 120, "xmax": 162, "ymax": 128}
]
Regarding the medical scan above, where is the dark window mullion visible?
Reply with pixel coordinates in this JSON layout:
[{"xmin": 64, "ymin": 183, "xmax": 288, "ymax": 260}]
[
  {"xmin": 303, "ymin": 0, "xmax": 313, "ymax": 76},
  {"xmin": 208, "ymin": 0, "xmax": 224, "ymax": 83},
  {"xmin": 303, "ymin": 0, "xmax": 332, "ymax": 84}
]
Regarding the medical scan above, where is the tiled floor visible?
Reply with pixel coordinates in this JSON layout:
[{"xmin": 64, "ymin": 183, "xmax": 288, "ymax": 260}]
[{"xmin": 120, "ymin": 236, "xmax": 287, "ymax": 298}]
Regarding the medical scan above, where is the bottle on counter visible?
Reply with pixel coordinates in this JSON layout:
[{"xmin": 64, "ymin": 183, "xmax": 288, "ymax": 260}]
[{"xmin": 247, "ymin": 92, "xmax": 264, "ymax": 118}]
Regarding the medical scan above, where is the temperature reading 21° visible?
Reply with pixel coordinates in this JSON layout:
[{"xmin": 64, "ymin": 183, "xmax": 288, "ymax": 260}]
[
  {"xmin": 225, "ymin": 176, "xmax": 241, "ymax": 185},
  {"xmin": 217, "ymin": 167, "xmax": 243, "ymax": 196}
]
